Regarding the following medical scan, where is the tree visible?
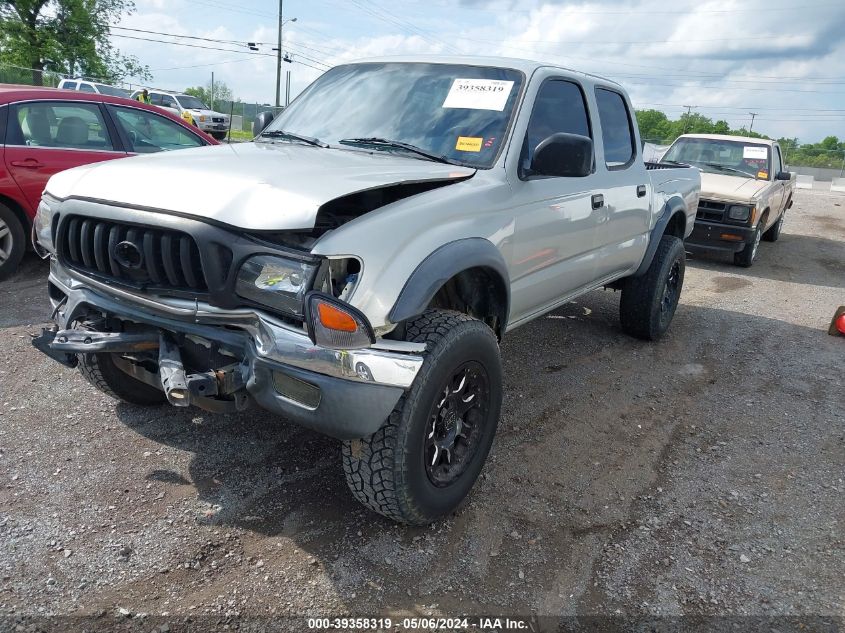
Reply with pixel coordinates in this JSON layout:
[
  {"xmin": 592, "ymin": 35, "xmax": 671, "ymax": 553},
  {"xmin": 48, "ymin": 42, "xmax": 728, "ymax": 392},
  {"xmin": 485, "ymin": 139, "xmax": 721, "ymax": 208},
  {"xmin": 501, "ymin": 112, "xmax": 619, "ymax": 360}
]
[
  {"xmin": 819, "ymin": 135, "xmax": 840, "ymax": 150},
  {"xmin": 185, "ymin": 80, "xmax": 233, "ymax": 111},
  {"xmin": 0, "ymin": 0, "xmax": 149, "ymax": 85},
  {"xmin": 635, "ymin": 109, "xmax": 672, "ymax": 142}
]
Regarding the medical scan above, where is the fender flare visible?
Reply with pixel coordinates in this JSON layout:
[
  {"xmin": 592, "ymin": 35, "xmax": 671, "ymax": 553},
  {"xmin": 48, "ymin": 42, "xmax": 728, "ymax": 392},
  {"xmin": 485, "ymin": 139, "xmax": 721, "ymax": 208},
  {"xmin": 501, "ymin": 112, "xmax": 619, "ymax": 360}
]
[
  {"xmin": 388, "ymin": 237, "xmax": 510, "ymax": 330},
  {"xmin": 633, "ymin": 199, "xmax": 688, "ymax": 277}
]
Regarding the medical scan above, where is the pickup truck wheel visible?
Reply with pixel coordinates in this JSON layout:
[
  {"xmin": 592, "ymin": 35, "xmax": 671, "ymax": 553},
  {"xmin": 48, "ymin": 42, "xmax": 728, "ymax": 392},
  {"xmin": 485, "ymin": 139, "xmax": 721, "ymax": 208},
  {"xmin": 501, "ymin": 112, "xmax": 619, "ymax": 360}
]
[
  {"xmin": 78, "ymin": 352, "xmax": 166, "ymax": 406},
  {"xmin": 0, "ymin": 203, "xmax": 26, "ymax": 281},
  {"xmin": 734, "ymin": 223, "xmax": 762, "ymax": 267},
  {"xmin": 619, "ymin": 235, "xmax": 685, "ymax": 341},
  {"xmin": 342, "ymin": 310, "xmax": 502, "ymax": 525},
  {"xmin": 763, "ymin": 211, "xmax": 784, "ymax": 242}
]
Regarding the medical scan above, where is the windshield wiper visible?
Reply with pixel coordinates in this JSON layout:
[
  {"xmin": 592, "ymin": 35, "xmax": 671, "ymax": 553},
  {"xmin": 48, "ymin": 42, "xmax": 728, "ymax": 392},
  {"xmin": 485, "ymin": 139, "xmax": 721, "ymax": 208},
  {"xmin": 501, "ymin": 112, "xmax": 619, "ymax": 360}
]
[
  {"xmin": 338, "ymin": 137, "xmax": 452, "ymax": 164},
  {"xmin": 703, "ymin": 162, "xmax": 754, "ymax": 178},
  {"xmin": 259, "ymin": 129, "xmax": 328, "ymax": 148}
]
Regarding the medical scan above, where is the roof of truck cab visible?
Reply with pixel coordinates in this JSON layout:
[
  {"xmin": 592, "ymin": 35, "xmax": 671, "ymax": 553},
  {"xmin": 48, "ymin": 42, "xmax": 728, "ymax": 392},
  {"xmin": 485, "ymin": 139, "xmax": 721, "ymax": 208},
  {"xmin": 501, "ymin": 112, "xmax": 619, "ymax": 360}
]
[
  {"xmin": 680, "ymin": 134, "xmax": 776, "ymax": 146},
  {"xmin": 347, "ymin": 54, "xmax": 623, "ymax": 86}
]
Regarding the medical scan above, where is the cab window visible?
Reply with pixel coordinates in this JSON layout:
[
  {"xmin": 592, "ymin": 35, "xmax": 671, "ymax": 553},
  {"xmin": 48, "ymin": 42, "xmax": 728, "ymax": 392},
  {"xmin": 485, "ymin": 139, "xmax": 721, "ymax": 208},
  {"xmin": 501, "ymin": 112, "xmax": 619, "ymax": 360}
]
[
  {"xmin": 78, "ymin": 83, "xmax": 97, "ymax": 93},
  {"xmin": 160, "ymin": 95, "xmax": 177, "ymax": 108},
  {"xmin": 62, "ymin": 81, "xmax": 78, "ymax": 90},
  {"xmin": 9, "ymin": 102, "xmax": 115, "ymax": 150},
  {"xmin": 521, "ymin": 79, "xmax": 592, "ymax": 177},
  {"xmin": 111, "ymin": 106, "xmax": 205, "ymax": 153},
  {"xmin": 595, "ymin": 88, "xmax": 636, "ymax": 168}
]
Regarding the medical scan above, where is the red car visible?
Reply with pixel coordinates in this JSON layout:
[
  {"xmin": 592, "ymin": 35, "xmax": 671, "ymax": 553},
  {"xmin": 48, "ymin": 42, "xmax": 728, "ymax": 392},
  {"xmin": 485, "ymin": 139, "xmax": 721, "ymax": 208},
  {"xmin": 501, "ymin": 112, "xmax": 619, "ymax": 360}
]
[{"xmin": 0, "ymin": 85, "xmax": 219, "ymax": 279}]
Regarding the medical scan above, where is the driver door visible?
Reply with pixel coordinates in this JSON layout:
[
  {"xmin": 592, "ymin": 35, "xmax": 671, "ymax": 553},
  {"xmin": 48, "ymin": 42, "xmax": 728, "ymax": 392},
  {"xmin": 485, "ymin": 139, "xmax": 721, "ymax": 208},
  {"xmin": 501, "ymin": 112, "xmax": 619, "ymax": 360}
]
[{"xmin": 508, "ymin": 78, "xmax": 603, "ymax": 324}]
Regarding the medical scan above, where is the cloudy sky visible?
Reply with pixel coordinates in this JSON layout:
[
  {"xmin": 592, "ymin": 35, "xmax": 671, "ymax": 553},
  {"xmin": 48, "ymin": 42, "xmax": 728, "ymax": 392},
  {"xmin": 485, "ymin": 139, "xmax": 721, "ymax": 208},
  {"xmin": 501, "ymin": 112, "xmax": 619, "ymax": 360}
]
[{"xmin": 116, "ymin": 0, "xmax": 845, "ymax": 143}]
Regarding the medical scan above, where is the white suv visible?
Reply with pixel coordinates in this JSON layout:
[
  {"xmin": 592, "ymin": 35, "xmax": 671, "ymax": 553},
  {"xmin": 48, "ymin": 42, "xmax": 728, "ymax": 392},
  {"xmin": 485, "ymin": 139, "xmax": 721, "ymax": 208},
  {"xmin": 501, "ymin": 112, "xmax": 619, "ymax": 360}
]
[
  {"xmin": 131, "ymin": 89, "xmax": 231, "ymax": 140},
  {"xmin": 57, "ymin": 78, "xmax": 130, "ymax": 98}
]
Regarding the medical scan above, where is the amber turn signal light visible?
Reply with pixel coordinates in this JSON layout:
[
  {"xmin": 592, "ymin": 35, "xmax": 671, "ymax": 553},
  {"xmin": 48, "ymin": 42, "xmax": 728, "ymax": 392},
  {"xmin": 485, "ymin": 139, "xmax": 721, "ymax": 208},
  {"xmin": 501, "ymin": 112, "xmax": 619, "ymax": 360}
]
[
  {"xmin": 317, "ymin": 301, "xmax": 358, "ymax": 332},
  {"xmin": 305, "ymin": 292, "xmax": 376, "ymax": 350}
]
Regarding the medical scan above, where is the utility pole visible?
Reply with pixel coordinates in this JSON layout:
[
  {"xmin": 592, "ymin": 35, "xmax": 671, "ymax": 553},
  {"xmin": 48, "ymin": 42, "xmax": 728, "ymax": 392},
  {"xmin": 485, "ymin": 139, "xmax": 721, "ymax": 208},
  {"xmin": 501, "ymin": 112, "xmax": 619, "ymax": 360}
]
[
  {"xmin": 748, "ymin": 112, "xmax": 758, "ymax": 136},
  {"xmin": 285, "ymin": 70, "xmax": 291, "ymax": 106},
  {"xmin": 211, "ymin": 71, "xmax": 214, "ymax": 110},
  {"xmin": 681, "ymin": 105, "xmax": 696, "ymax": 133},
  {"xmin": 275, "ymin": 0, "xmax": 283, "ymax": 107}
]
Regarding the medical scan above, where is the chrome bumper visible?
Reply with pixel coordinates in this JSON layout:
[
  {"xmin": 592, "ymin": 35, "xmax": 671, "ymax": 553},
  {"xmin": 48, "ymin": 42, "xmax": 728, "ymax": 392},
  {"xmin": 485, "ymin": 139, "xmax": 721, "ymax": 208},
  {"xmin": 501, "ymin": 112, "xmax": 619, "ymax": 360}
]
[{"xmin": 48, "ymin": 260, "xmax": 424, "ymax": 390}]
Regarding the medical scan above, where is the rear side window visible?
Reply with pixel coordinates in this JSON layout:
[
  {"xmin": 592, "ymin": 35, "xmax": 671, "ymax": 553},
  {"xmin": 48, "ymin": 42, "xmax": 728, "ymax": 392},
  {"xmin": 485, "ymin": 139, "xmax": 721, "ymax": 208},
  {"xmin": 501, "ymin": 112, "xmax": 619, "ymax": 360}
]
[
  {"xmin": 595, "ymin": 88, "xmax": 635, "ymax": 168},
  {"xmin": 521, "ymin": 79, "xmax": 591, "ymax": 175},
  {"xmin": 61, "ymin": 81, "xmax": 78, "ymax": 90},
  {"xmin": 149, "ymin": 93, "xmax": 162, "ymax": 105},
  {"xmin": 9, "ymin": 102, "xmax": 114, "ymax": 150},
  {"xmin": 111, "ymin": 106, "xmax": 204, "ymax": 153}
]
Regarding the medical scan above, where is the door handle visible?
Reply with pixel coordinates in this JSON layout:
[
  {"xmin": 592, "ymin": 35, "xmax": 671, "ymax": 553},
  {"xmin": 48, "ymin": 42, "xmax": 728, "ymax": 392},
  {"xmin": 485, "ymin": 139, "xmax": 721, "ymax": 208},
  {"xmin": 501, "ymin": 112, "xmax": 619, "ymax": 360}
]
[
  {"xmin": 591, "ymin": 194, "xmax": 604, "ymax": 210},
  {"xmin": 637, "ymin": 184, "xmax": 647, "ymax": 197},
  {"xmin": 10, "ymin": 159, "xmax": 45, "ymax": 169}
]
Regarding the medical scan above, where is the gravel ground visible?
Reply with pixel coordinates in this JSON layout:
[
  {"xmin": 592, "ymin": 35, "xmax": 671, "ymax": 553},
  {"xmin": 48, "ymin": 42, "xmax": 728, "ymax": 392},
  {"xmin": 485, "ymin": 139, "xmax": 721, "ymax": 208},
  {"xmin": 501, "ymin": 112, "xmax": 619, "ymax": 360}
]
[{"xmin": 0, "ymin": 189, "xmax": 843, "ymax": 632}]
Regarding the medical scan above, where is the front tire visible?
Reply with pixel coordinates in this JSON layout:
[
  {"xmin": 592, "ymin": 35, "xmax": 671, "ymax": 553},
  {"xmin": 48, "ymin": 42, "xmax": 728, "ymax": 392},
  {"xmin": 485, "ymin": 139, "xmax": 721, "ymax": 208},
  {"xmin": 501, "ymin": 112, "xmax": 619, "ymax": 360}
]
[
  {"xmin": 211, "ymin": 131, "xmax": 227, "ymax": 140},
  {"xmin": 763, "ymin": 211, "xmax": 784, "ymax": 242},
  {"xmin": 734, "ymin": 223, "xmax": 763, "ymax": 267},
  {"xmin": 619, "ymin": 235, "xmax": 686, "ymax": 340},
  {"xmin": 78, "ymin": 352, "xmax": 166, "ymax": 406},
  {"xmin": 342, "ymin": 310, "xmax": 502, "ymax": 525},
  {"xmin": 0, "ymin": 203, "xmax": 26, "ymax": 281}
]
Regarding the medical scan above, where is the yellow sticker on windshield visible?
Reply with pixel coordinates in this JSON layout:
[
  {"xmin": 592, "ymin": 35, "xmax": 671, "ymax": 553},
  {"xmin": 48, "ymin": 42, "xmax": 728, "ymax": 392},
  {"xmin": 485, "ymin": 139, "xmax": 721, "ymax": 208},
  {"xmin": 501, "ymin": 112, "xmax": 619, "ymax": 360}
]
[
  {"xmin": 757, "ymin": 170, "xmax": 769, "ymax": 179},
  {"xmin": 456, "ymin": 136, "xmax": 482, "ymax": 152}
]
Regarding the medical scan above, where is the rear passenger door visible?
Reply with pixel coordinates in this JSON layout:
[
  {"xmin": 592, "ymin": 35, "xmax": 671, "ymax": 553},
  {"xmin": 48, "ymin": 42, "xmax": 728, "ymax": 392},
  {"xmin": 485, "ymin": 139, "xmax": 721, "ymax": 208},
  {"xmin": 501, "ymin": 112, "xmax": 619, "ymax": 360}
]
[
  {"xmin": 3, "ymin": 100, "xmax": 126, "ymax": 211},
  {"xmin": 509, "ymin": 78, "xmax": 602, "ymax": 323},
  {"xmin": 591, "ymin": 87, "xmax": 651, "ymax": 280}
]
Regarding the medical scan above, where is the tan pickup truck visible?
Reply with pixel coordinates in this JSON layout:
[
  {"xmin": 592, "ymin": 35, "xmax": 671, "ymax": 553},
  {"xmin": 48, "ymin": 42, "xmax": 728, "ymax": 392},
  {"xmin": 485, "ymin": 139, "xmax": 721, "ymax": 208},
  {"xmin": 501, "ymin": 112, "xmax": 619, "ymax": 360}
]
[{"xmin": 662, "ymin": 134, "xmax": 795, "ymax": 267}]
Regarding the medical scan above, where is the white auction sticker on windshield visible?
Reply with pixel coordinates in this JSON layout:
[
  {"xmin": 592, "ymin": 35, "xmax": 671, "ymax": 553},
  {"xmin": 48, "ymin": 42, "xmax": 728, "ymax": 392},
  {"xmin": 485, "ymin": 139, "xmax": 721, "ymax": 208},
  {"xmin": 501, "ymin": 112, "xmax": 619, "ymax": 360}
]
[
  {"xmin": 442, "ymin": 78, "xmax": 515, "ymax": 111},
  {"xmin": 743, "ymin": 146, "xmax": 768, "ymax": 159}
]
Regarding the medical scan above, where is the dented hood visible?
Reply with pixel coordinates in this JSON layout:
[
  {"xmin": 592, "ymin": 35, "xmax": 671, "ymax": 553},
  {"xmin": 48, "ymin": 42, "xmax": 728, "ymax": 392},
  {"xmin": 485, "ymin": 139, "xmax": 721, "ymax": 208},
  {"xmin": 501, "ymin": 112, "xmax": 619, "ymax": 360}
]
[
  {"xmin": 45, "ymin": 142, "xmax": 475, "ymax": 231},
  {"xmin": 699, "ymin": 172, "xmax": 769, "ymax": 203}
]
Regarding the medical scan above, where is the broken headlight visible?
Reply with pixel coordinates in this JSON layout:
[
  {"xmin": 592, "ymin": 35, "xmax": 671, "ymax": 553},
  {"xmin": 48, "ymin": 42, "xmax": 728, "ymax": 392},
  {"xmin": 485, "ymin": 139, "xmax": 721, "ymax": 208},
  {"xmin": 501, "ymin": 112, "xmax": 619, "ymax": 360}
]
[{"xmin": 235, "ymin": 255, "xmax": 319, "ymax": 317}]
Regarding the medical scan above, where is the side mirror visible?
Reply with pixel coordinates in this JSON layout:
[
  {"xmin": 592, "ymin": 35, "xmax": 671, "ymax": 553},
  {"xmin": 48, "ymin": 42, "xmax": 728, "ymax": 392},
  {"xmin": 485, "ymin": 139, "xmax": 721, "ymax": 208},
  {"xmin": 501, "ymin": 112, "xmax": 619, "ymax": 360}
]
[
  {"xmin": 252, "ymin": 111, "xmax": 276, "ymax": 136},
  {"xmin": 775, "ymin": 171, "xmax": 792, "ymax": 181},
  {"xmin": 530, "ymin": 133, "xmax": 593, "ymax": 178}
]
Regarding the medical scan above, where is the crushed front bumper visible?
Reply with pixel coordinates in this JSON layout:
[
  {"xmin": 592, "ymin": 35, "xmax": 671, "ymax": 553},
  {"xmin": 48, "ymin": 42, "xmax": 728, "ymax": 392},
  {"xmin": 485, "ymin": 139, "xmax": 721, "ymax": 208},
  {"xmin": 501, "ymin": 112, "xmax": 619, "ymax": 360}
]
[
  {"xmin": 685, "ymin": 220, "xmax": 756, "ymax": 254},
  {"xmin": 39, "ymin": 260, "xmax": 425, "ymax": 440}
]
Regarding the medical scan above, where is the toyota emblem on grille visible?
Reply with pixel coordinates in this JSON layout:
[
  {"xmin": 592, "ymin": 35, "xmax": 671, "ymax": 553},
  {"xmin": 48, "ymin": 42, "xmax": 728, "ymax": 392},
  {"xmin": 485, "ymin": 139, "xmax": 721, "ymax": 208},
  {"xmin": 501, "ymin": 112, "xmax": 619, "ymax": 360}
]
[{"xmin": 113, "ymin": 240, "xmax": 143, "ymax": 269}]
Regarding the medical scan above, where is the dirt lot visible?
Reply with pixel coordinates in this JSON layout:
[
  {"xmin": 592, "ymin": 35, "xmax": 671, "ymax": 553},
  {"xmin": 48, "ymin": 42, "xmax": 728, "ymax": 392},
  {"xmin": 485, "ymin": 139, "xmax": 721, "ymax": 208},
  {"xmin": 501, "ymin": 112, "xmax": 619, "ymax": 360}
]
[{"xmin": 0, "ymin": 189, "xmax": 843, "ymax": 632}]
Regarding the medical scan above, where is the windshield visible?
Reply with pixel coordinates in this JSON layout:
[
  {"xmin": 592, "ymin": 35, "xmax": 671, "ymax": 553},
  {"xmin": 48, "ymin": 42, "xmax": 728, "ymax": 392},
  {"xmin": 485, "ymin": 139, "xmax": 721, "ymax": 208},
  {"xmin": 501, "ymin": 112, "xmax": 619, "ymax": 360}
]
[
  {"xmin": 95, "ymin": 84, "xmax": 129, "ymax": 97},
  {"xmin": 178, "ymin": 95, "xmax": 208, "ymax": 110},
  {"xmin": 263, "ymin": 62, "xmax": 525, "ymax": 168},
  {"xmin": 663, "ymin": 138, "xmax": 771, "ymax": 179}
]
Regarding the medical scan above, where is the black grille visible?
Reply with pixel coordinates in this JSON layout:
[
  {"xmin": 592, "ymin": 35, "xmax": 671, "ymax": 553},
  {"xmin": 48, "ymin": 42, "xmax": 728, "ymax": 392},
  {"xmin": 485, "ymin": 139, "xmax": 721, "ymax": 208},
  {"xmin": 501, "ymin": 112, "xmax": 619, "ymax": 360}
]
[
  {"xmin": 212, "ymin": 117, "xmax": 224, "ymax": 123},
  {"xmin": 60, "ymin": 217, "xmax": 207, "ymax": 291},
  {"xmin": 697, "ymin": 199, "xmax": 726, "ymax": 222}
]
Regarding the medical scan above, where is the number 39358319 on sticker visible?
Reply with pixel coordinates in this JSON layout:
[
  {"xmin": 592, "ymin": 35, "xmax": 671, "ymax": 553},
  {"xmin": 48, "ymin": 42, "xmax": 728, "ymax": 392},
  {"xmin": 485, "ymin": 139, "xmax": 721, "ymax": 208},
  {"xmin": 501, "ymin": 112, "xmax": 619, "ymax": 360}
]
[{"xmin": 442, "ymin": 78, "xmax": 515, "ymax": 111}]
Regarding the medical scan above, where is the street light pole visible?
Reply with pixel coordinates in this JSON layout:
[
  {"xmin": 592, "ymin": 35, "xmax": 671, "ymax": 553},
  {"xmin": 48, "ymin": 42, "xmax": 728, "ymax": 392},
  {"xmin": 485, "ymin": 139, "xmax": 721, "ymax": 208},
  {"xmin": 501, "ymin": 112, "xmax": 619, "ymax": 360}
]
[{"xmin": 275, "ymin": 0, "xmax": 283, "ymax": 107}]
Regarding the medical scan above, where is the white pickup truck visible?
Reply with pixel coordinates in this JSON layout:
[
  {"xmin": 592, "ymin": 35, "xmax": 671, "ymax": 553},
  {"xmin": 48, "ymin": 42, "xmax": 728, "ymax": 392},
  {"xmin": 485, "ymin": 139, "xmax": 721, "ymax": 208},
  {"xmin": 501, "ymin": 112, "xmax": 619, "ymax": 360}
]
[
  {"xmin": 33, "ymin": 56, "xmax": 700, "ymax": 524},
  {"xmin": 662, "ymin": 134, "xmax": 795, "ymax": 267}
]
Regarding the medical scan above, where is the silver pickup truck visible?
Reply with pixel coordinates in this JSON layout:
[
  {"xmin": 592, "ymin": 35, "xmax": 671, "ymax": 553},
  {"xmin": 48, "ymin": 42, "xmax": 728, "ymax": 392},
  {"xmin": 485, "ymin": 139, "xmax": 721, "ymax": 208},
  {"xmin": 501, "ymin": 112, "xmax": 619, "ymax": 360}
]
[{"xmin": 32, "ymin": 56, "xmax": 700, "ymax": 524}]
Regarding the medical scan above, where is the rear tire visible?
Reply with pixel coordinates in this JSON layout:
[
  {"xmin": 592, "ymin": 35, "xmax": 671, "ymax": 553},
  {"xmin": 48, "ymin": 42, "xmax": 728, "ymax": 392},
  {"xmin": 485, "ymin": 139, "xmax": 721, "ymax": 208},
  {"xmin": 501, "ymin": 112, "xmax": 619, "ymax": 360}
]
[
  {"xmin": 619, "ymin": 235, "xmax": 686, "ymax": 340},
  {"xmin": 78, "ymin": 352, "xmax": 166, "ymax": 406},
  {"xmin": 0, "ymin": 203, "xmax": 26, "ymax": 281},
  {"xmin": 342, "ymin": 310, "xmax": 502, "ymax": 525}
]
